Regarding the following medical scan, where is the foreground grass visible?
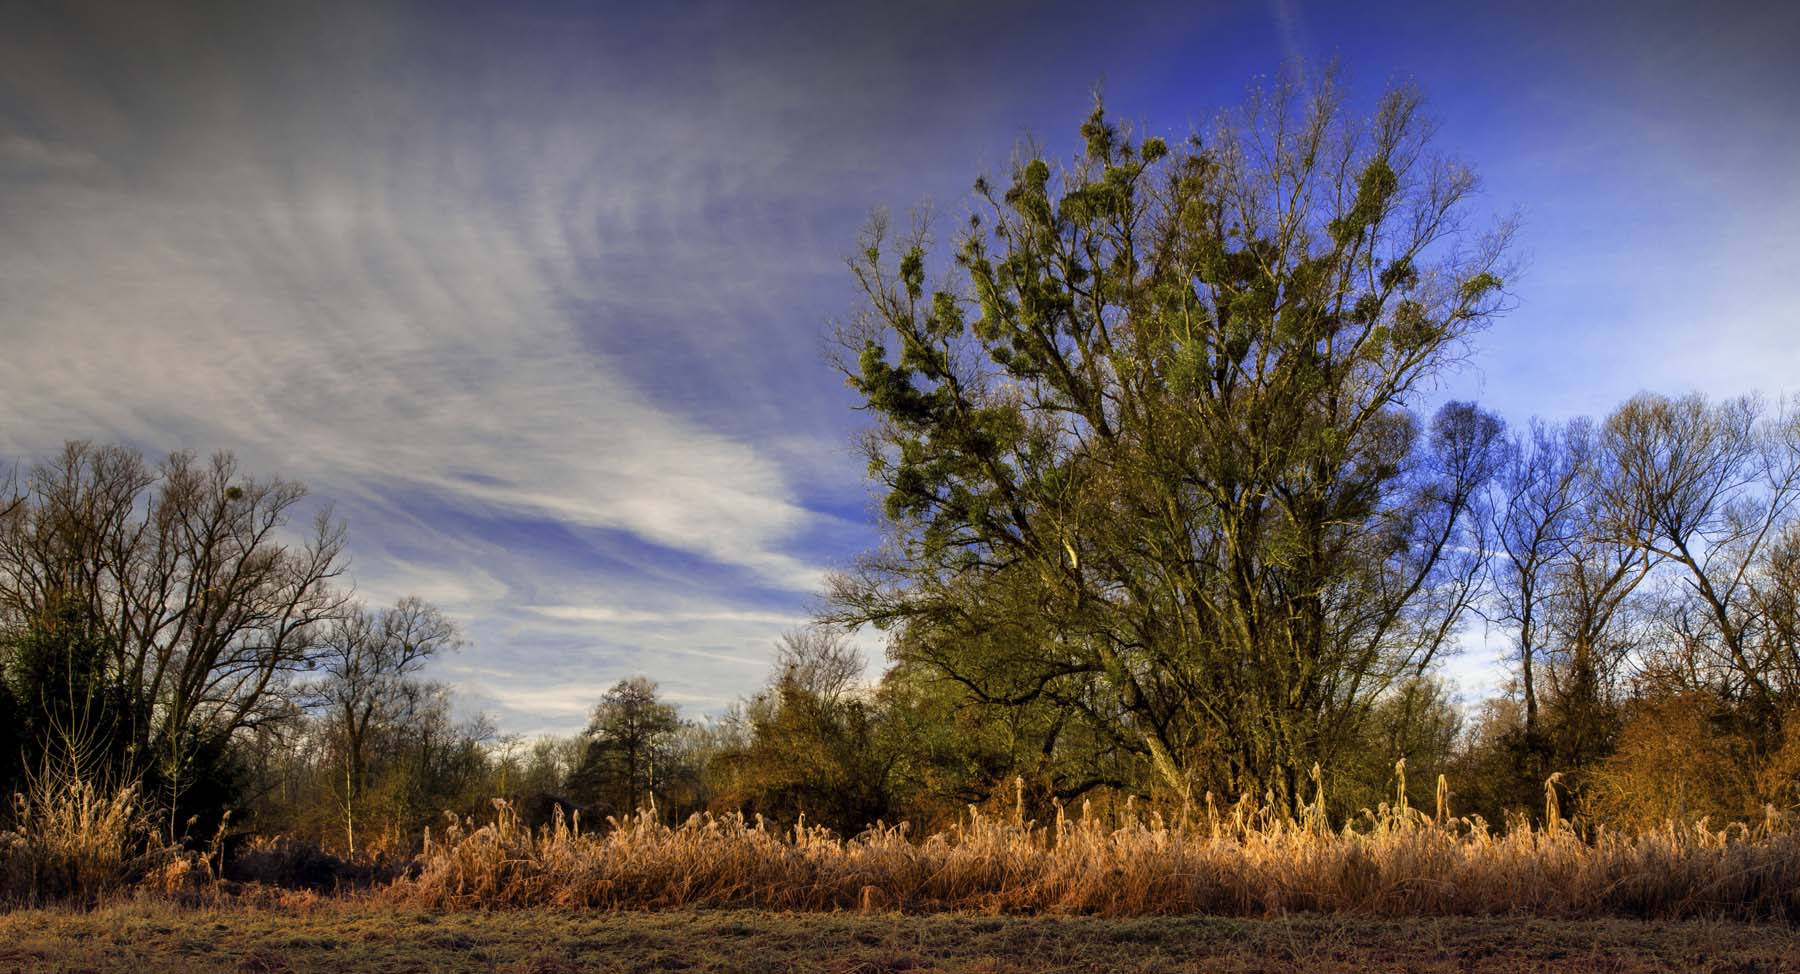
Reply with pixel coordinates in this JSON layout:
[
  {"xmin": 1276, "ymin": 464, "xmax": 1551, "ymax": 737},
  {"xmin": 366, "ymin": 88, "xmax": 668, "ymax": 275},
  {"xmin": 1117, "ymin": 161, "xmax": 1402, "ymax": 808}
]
[{"xmin": 2, "ymin": 900, "xmax": 1796, "ymax": 973}]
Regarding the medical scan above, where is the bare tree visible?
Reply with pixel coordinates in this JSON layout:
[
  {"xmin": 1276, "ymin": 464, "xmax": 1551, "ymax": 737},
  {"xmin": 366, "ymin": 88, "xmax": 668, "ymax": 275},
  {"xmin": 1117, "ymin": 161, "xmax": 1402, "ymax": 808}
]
[
  {"xmin": 1491, "ymin": 418, "xmax": 1655, "ymax": 743},
  {"xmin": 0, "ymin": 442, "xmax": 347, "ymax": 827},
  {"xmin": 1747, "ymin": 521, "xmax": 1800, "ymax": 698},
  {"xmin": 774, "ymin": 626, "xmax": 865, "ymax": 705},
  {"xmin": 0, "ymin": 464, "xmax": 19, "ymax": 523},
  {"xmin": 1539, "ymin": 424, "xmax": 1654, "ymax": 762},
  {"xmin": 310, "ymin": 596, "xmax": 461, "ymax": 854},
  {"xmin": 1492, "ymin": 420, "xmax": 1581, "ymax": 734},
  {"xmin": 1599, "ymin": 395, "xmax": 1800, "ymax": 711}
]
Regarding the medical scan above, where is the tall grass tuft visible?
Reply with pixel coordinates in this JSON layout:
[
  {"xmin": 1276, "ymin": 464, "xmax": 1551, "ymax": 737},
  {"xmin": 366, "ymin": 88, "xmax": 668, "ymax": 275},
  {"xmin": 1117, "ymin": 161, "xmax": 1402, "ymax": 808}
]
[
  {"xmin": 388, "ymin": 789, "xmax": 1800, "ymax": 920},
  {"xmin": 0, "ymin": 766, "xmax": 177, "ymax": 907}
]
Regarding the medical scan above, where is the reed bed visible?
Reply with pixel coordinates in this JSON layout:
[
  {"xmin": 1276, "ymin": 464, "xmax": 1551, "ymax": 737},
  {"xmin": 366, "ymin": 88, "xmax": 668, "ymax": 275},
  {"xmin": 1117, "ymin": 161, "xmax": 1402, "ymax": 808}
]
[{"xmin": 388, "ymin": 781, "xmax": 1800, "ymax": 921}]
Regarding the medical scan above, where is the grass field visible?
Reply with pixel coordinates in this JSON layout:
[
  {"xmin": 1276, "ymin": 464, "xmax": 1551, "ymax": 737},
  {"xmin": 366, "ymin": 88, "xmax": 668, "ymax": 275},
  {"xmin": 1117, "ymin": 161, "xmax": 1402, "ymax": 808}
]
[
  {"xmin": 1, "ymin": 902, "xmax": 1796, "ymax": 974},
  {"xmin": 10, "ymin": 790, "xmax": 1800, "ymax": 972}
]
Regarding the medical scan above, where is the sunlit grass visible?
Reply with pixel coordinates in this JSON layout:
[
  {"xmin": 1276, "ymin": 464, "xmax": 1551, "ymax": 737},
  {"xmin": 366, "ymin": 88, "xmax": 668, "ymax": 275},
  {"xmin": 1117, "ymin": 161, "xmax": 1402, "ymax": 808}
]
[
  {"xmin": 1, "ymin": 768, "xmax": 175, "ymax": 907},
  {"xmin": 9, "ymin": 766, "xmax": 1800, "ymax": 921},
  {"xmin": 389, "ymin": 774, "xmax": 1800, "ymax": 920}
]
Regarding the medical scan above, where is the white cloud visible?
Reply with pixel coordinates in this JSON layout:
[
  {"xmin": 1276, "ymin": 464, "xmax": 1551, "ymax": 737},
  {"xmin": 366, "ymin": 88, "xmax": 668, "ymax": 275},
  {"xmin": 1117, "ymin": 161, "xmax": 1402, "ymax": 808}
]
[
  {"xmin": 0, "ymin": 134, "xmax": 99, "ymax": 172},
  {"xmin": 0, "ymin": 2, "xmax": 894, "ymax": 733},
  {"xmin": 12, "ymin": 0, "xmax": 1792, "ymax": 734},
  {"xmin": 0, "ymin": 83, "xmax": 828, "ymax": 595},
  {"xmin": 525, "ymin": 606, "xmax": 806, "ymax": 627}
]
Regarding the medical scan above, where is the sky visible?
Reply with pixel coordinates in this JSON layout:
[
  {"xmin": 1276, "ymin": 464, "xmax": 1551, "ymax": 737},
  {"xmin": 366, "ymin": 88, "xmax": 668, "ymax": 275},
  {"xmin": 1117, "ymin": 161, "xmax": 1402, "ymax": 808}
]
[{"xmin": 2, "ymin": 0, "xmax": 1797, "ymax": 735}]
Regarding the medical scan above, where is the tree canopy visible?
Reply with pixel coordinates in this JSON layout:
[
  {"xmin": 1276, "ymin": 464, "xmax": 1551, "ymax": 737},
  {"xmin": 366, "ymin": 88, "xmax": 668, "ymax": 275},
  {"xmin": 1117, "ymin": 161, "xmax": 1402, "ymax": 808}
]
[
  {"xmin": 831, "ymin": 72, "xmax": 1514, "ymax": 807},
  {"xmin": 569, "ymin": 676, "xmax": 682, "ymax": 815}
]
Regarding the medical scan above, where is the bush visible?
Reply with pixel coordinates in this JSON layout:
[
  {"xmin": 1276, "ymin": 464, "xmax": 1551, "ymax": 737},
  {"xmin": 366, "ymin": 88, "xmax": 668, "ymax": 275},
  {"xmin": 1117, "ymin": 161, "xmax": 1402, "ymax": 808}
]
[
  {"xmin": 222, "ymin": 834, "xmax": 394, "ymax": 891},
  {"xmin": 1586, "ymin": 693, "xmax": 1762, "ymax": 830}
]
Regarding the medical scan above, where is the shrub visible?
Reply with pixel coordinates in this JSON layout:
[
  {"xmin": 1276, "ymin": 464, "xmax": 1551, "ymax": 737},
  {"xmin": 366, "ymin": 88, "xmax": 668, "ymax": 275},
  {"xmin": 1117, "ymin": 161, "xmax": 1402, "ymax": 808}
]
[
  {"xmin": 1586, "ymin": 693, "xmax": 1762, "ymax": 830},
  {"xmin": 222, "ymin": 834, "xmax": 393, "ymax": 891}
]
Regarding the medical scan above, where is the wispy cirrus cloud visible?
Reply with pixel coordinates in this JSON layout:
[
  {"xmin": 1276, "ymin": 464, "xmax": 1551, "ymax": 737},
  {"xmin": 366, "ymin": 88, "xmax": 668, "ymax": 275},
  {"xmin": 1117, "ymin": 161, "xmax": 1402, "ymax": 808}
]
[
  {"xmin": 525, "ymin": 607, "xmax": 806, "ymax": 628},
  {"xmin": 0, "ymin": 133, "xmax": 98, "ymax": 173},
  {"xmin": 4, "ymin": 0, "xmax": 1796, "ymax": 732},
  {"xmin": 2, "ymin": 0, "xmax": 1168, "ymax": 732},
  {"xmin": 0, "ymin": 1, "xmax": 883, "ymax": 731}
]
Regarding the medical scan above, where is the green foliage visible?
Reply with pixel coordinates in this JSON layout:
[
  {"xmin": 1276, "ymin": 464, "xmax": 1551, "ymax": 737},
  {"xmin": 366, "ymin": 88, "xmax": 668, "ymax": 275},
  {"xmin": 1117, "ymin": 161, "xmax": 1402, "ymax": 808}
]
[
  {"xmin": 710, "ymin": 677, "xmax": 892, "ymax": 835},
  {"xmin": 708, "ymin": 629, "xmax": 895, "ymax": 834},
  {"xmin": 6, "ymin": 603, "xmax": 115, "ymax": 742},
  {"xmin": 834, "ymin": 72, "xmax": 1514, "ymax": 811},
  {"xmin": 1334, "ymin": 678, "xmax": 1463, "ymax": 817},
  {"xmin": 3, "ymin": 602, "xmax": 133, "ymax": 789},
  {"xmin": 568, "ymin": 677, "xmax": 683, "ymax": 817}
]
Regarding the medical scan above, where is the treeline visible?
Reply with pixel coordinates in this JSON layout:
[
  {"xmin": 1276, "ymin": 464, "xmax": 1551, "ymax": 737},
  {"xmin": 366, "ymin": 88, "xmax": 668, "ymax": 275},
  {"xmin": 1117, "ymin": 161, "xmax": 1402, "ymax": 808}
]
[
  {"xmin": 2, "ymin": 414, "xmax": 1797, "ymax": 856},
  {"xmin": 0, "ymin": 441, "xmax": 988, "ymax": 854},
  {"xmin": 5, "ymin": 70, "xmax": 1800, "ymax": 863},
  {"xmin": 0, "ymin": 444, "xmax": 491, "ymax": 855}
]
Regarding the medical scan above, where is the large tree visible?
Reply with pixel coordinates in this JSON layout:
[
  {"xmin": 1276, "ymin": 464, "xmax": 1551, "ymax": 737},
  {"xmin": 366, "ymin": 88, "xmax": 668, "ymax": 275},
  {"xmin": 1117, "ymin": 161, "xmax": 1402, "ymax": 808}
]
[
  {"xmin": 831, "ymin": 72, "xmax": 1512, "ymax": 808},
  {"xmin": 0, "ymin": 442, "xmax": 346, "ymax": 828}
]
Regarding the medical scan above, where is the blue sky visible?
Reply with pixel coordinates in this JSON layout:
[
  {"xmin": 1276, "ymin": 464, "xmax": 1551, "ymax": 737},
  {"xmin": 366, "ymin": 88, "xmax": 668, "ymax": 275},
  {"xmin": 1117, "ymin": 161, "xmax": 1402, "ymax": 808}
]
[{"xmin": 2, "ymin": 0, "xmax": 1796, "ymax": 734}]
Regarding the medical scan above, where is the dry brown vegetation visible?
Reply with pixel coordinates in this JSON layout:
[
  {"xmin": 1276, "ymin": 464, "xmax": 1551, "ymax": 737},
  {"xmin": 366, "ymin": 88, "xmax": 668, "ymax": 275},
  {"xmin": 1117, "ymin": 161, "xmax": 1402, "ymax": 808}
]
[
  {"xmin": 7, "ymin": 773, "xmax": 1800, "ymax": 971},
  {"xmin": 0, "ymin": 770, "xmax": 188, "ymax": 907},
  {"xmin": 3, "ymin": 901, "xmax": 1796, "ymax": 974},
  {"xmin": 385, "ymin": 783, "xmax": 1800, "ymax": 921},
  {"xmin": 10, "ymin": 767, "xmax": 1800, "ymax": 925}
]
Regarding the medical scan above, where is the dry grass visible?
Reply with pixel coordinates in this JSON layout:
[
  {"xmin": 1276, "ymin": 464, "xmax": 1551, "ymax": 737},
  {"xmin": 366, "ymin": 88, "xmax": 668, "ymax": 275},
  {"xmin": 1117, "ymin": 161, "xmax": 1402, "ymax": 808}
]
[
  {"xmin": 4, "ymin": 900, "xmax": 1797, "ymax": 973},
  {"xmin": 0, "ymin": 769, "xmax": 183, "ymax": 907},
  {"xmin": 387, "ymin": 785, "xmax": 1800, "ymax": 921},
  {"xmin": 10, "ymin": 769, "xmax": 1800, "ymax": 923}
]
